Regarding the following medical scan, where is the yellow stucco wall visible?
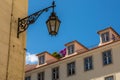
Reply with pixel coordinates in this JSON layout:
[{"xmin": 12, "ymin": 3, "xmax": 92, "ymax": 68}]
[
  {"xmin": 25, "ymin": 40, "xmax": 120, "ymax": 80},
  {"xmin": 0, "ymin": 0, "xmax": 28, "ymax": 80}
]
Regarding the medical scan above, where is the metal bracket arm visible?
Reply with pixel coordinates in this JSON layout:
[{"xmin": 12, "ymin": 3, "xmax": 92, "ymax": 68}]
[{"xmin": 17, "ymin": 3, "xmax": 56, "ymax": 38}]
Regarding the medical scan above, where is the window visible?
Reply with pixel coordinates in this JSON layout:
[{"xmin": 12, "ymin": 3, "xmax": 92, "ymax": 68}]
[
  {"xmin": 101, "ymin": 32, "xmax": 110, "ymax": 43},
  {"xmin": 25, "ymin": 76, "xmax": 31, "ymax": 80},
  {"xmin": 68, "ymin": 44, "xmax": 74, "ymax": 55},
  {"xmin": 67, "ymin": 62, "xmax": 75, "ymax": 76},
  {"xmin": 39, "ymin": 55, "xmax": 45, "ymax": 65},
  {"xmin": 38, "ymin": 72, "xmax": 44, "ymax": 80},
  {"xmin": 84, "ymin": 56, "xmax": 93, "ymax": 71},
  {"xmin": 52, "ymin": 67, "xmax": 59, "ymax": 80},
  {"xmin": 102, "ymin": 50, "xmax": 112, "ymax": 65},
  {"xmin": 105, "ymin": 76, "xmax": 114, "ymax": 80}
]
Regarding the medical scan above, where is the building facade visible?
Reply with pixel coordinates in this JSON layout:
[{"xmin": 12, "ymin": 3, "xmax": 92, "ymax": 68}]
[
  {"xmin": 0, "ymin": 0, "xmax": 28, "ymax": 80},
  {"xmin": 25, "ymin": 27, "xmax": 120, "ymax": 80}
]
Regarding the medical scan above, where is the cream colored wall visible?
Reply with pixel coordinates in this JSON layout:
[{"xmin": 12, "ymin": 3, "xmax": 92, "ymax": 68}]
[
  {"xmin": 0, "ymin": 0, "xmax": 28, "ymax": 80},
  {"xmin": 25, "ymin": 40, "xmax": 120, "ymax": 80},
  {"xmin": 75, "ymin": 41, "xmax": 120, "ymax": 80}
]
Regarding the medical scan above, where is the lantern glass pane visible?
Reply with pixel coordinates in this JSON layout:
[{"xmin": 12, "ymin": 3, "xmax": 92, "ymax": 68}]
[
  {"xmin": 55, "ymin": 20, "xmax": 60, "ymax": 32},
  {"xmin": 50, "ymin": 20, "xmax": 55, "ymax": 31},
  {"xmin": 46, "ymin": 21, "xmax": 51, "ymax": 33}
]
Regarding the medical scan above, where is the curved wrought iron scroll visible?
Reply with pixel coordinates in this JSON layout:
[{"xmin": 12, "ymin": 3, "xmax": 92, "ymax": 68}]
[{"xmin": 17, "ymin": 1, "xmax": 55, "ymax": 38}]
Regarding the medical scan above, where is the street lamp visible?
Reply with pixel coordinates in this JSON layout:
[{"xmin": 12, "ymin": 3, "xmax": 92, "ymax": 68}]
[{"xmin": 17, "ymin": 1, "xmax": 61, "ymax": 38}]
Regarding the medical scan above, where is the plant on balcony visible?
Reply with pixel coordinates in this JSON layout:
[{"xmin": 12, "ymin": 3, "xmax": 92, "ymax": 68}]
[
  {"xmin": 59, "ymin": 48, "xmax": 66, "ymax": 57},
  {"xmin": 52, "ymin": 52, "xmax": 62, "ymax": 59}
]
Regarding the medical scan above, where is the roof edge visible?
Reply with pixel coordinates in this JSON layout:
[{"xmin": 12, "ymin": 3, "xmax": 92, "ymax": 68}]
[{"xmin": 65, "ymin": 40, "xmax": 88, "ymax": 50}]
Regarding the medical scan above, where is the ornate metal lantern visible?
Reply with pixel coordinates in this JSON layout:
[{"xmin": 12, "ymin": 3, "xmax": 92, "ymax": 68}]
[{"xmin": 46, "ymin": 12, "xmax": 61, "ymax": 36}]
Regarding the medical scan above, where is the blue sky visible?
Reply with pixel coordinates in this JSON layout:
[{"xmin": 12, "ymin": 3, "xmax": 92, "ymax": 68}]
[{"xmin": 27, "ymin": 0, "xmax": 120, "ymax": 56}]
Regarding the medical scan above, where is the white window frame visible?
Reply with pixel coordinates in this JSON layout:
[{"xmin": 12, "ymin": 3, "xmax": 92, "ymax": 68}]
[
  {"xmin": 102, "ymin": 50, "xmax": 112, "ymax": 65},
  {"xmin": 39, "ymin": 55, "xmax": 45, "ymax": 65},
  {"xmin": 25, "ymin": 76, "xmax": 31, "ymax": 80},
  {"xmin": 52, "ymin": 67, "xmax": 59, "ymax": 80},
  {"xmin": 68, "ymin": 44, "xmax": 74, "ymax": 55},
  {"xmin": 105, "ymin": 76, "xmax": 114, "ymax": 80},
  {"xmin": 38, "ymin": 72, "xmax": 44, "ymax": 80},
  {"xmin": 67, "ymin": 62, "xmax": 75, "ymax": 76},
  {"xmin": 84, "ymin": 56, "xmax": 93, "ymax": 71},
  {"xmin": 101, "ymin": 32, "xmax": 110, "ymax": 43}
]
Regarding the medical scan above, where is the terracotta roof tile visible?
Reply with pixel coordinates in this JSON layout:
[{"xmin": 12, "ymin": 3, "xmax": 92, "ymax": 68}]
[{"xmin": 25, "ymin": 64, "xmax": 37, "ymax": 72}]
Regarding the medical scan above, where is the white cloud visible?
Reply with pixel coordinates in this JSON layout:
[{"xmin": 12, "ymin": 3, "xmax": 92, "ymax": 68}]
[{"xmin": 26, "ymin": 52, "xmax": 38, "ymax": 64}]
